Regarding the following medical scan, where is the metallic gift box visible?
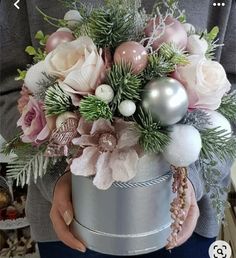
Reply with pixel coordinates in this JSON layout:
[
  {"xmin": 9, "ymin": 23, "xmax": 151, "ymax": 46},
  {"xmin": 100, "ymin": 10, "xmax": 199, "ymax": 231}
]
[{"xmin": 71, "ymin": 154, "xmax": 173, "ymax": 256}]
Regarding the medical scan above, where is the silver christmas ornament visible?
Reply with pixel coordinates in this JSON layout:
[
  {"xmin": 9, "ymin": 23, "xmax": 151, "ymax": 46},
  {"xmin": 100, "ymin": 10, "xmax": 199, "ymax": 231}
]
[{"xmin": 142, "ymin": 78, "xmax": 189, "ymax": 126}]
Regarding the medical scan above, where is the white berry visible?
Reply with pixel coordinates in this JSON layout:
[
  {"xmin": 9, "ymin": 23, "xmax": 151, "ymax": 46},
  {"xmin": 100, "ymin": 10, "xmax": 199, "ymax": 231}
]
[
  {"xmin": 64, "ymin": 10, "xmax": 82, "ymax": 29},
  {"xmin": 118, "ymin": 100, "xmax": 136, "ymax": 117},
  {"xmin": 187, "ymin": 34, "xmax": 208, "ymax": 55},
  {"xmin": 95, "ymin": 84, "xmax": 114, "ymax": 103},
  {"xmin": 56, "ymin": 112, "xmax": 78, "ymax": 129}
]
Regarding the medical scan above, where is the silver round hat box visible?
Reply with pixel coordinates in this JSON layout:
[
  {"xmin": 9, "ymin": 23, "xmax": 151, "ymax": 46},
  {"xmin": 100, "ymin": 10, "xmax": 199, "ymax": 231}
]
[{"xmin": 71, "ymin": 154, "xmax": 173, "ymax": 256}]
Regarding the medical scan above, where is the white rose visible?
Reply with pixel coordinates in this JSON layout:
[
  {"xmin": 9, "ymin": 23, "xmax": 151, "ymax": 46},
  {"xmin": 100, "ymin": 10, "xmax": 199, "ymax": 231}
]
[
  {"xmin": 187, "ymin": 34, "xmax": 208, "ymax": 55},
  {"xmin": 45, "ymin": 36, "xmax": 105, "ymax": 95},
  {"xmin": 177, "ymin": 55, "xmax": 231, "ymax": 110}
]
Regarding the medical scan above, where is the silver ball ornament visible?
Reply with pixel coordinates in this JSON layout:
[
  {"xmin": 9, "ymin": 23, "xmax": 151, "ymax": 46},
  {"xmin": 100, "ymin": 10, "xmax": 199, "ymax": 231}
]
[{"xmin": 142, "ymin": 78, "xmax": 189, "ymax": 126}]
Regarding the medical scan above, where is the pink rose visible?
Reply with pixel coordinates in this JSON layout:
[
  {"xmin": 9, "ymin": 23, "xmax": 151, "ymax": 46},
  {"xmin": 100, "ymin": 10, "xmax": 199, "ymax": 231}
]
[
  {"xmin": 176, "ymin": 55, "xmax": 231, "ymax": 110},
  {"xmin": 17, "ymin": 97, "xmax": 50, "ymax": 144}
]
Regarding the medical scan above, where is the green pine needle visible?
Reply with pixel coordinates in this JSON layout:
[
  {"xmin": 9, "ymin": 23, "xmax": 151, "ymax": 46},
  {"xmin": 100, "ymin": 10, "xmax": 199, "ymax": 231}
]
[
  {"xmin": 79, "ymin": 96, "xmax": 113, "ymax": 121},
  {"xmin": 159, "ymin": 43, "xmax": 189, "ymax": 65},
  {"xmin": 200, "ymin": 127, "xmax": 236, "ymax": 162},
  {"xmin": 218, "ymin": 91, "xmax": 236, "ymax": 123},
  {"xmin": 142, "ymin": 43, "xmax": 188, "ymax": 82},
  {"xmin": 78, "ymin": 7, "xmax": 134, "ymax": 48},
  {"xmin": 107, "ymin": 63, "xmax": 142, "ymax": 110},
  {"xmin": 44, "ymin": 84, "xmax": 75, "ymax": 116},
  {"xmin": 136, "ymin": 108, "xmax": 170, "ymax": 153}
]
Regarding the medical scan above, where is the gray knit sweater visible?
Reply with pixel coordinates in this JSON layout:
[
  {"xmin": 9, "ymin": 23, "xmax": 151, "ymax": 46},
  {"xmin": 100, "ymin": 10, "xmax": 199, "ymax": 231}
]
[{"xmin": 0, "ymin": 0, "xmax": 235, "ymax": 242}]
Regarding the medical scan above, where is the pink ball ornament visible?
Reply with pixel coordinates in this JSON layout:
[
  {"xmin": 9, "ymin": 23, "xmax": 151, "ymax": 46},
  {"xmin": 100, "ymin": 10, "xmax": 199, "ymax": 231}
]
[
  {"xmin": 114, "ymin": 41, "xmax": 148, "ymax": 75},
  {"xmin": 144, "ymin": 16, "xmax": 188, "ymax": 50},
  {"xmin": 45, "ymin": 31, "xmax": 75, "ymax": 53}
]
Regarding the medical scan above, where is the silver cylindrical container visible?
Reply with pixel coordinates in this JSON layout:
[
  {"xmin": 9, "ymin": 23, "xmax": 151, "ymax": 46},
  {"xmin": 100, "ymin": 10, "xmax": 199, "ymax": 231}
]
[{"xmin": 71, "ymin": 154, "xmax": 173, "ymax": 256}]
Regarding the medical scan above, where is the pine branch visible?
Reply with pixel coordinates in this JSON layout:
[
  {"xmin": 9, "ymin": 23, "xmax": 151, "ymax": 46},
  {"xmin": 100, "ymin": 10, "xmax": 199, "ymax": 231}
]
[
  {"xmin": 7, "ymin": 152, "xmax": 50, "ymax": 187},
  {"xmin": 142, "ymin": 43, "xmax": 188, "ymax": 82},
  {"xmin": 34, "ymin": 72, "xmax": 57, "ymax": 101},
  {"xmin": 136, "ymin": 108, "xmax": 170, "ymax": 153},
  {"xmin": 181, "ymin": 109, "xmax": 211, "ymax": 130},
  {"xmin": 200, "ymin": 127, "xmax": 236, "ymax": 162},
  {"xmin": 79, "ymin": 96, "xmax": 113, "ymax": 121},
  {"xmin": 107, "ymin": 63, "xmax": 142, "ymax": 110},
  {"xmin": 79, "ymin": 7, "xmax": 134, "ymax": 49},
  {"xmin": 218, "ymin": 90, "xmax": 236, "ymax": 123},
  {"xmin": 44, "ymin": 84, "xmax": 75, "ymax": 116}
]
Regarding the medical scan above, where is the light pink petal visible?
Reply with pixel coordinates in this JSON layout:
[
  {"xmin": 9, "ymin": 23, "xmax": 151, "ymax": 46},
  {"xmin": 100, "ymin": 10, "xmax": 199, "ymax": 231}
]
[
  {"xmin": 117, "ymin": 127, "xmax": 140, "ymax": 149},
  {"xmin": 70, "ymin": 147, "xmax": 99, "ymax": 176},
  {"xmin": 110, "ymin": 149, "xmax": 139, "ymax": 182},
  {"xmin": 90, "ymin": 119, "xmax": 114, "ymax": 135},
  {"xmin": 93, "ymin": 152, "xmax": 114, "ymax": 190},
  {"xmin": 72, "ymin": 135, "xmax": 99, "ymax": 147},
  {"xmin": 36, "ymin": 125, "xmax": 50, "ymax": 142},
  {"xmin": 77, "ymin": 117, "xmax": 93, "ymax": 135},
  {"xmin": 90, "ymin": 48, "xmax": 106, "ymax": 89}
]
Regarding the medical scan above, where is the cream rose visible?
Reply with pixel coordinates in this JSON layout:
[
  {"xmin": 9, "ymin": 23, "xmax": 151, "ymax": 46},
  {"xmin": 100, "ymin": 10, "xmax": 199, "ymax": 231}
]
[
  {"xmin": 45, "ymin": 36, "xmax": 105, "ymax": 95},
  {"xmin": 177, "ymin": 55, "xmax": 231, "ymax": 110}
]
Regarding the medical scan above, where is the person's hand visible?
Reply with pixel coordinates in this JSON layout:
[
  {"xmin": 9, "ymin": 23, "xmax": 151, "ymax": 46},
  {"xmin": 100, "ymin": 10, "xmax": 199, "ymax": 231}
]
[
  {"xmin": 166, "ymin": 179, "xmax": 200, "ymax": 249},
  {"xmin": 50, "ymin": 172, "xmax": 86, "ymax": 253}
]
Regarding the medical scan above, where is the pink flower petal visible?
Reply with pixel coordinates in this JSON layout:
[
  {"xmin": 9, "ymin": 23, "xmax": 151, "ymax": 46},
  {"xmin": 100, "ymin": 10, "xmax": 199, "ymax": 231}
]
[
  {"xmin": 110, "ymin": 149, "xmax": 139, "ymax": 182},
  {"xmin": 90, "ymin": 119, "xmax": 114, "ymax": 135},
  {"xmin": 93, "ymin": 152, "xmax": 114, "ymax": 190},
  {"xmin": 72, "ymin": 135, "xmax": 99, "ymax": 147},
  {"xmin": 77, "ymin": 117, "xmax": 93, "ymax": 135},
  {"xmin": 36, "ymin": 124, "xmax": 50, "ymax": 142},
  {"xmin": 70, "ymin": 147, "xmax": 99, "ymax": 176}
]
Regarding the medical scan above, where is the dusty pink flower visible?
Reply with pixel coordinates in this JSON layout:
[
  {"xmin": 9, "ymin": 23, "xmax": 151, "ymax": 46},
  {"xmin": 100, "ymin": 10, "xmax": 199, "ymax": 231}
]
[
  {"xmin": 17, "ymin": 85, "xmax": 32, "ymax": 114},
  {"xmin": 17, "ymin": 97, "xmax": 50, "ymax": 144},
  {"xmin": 71, "ymin": 118, "xmax": 140, "ymax": 190},
  {"xmin": 176, "ymin": 55, "xmax": 231, "ymax": 110}
]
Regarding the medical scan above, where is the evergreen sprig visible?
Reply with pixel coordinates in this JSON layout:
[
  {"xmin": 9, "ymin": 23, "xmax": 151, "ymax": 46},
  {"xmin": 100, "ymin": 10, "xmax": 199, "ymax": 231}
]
[
  {"xmin": 200, "ymin": 127, "xmax": 236, "ymax": 162},
  {"xmin": 181, "ymin": 109, "xmax": 211, "ymax": 130},
  {"xmin": 80, "ymin": 7, "xmax": 134, "ymax": 49},
  {"xmin": 79, "ymin": 96, "xmax": 113, "ymax": 121},
  {"xmin": 136, "ymin": 108, "xmax": 170, "ymax": 153},
  {"xmin": 44, "ymin": 84, "xmax": 75, "ymax": 116},
  {"xmin": 201, "ymin": 26, "xmax": 222, "ymax": 59},
  {"xmin": 107, "ymin": 63, "xmax": 142, "ymax": 110},
  {"xmin": 35, "ymin": 72, "xmax": 57, "ymax": 100},
  {"xmin": 142, "ymin": 43, "xmax": 188, "ymax": 82},
  {"xmin": 218, "ymin": 90, "xmax": 236, "ymax": 123}
]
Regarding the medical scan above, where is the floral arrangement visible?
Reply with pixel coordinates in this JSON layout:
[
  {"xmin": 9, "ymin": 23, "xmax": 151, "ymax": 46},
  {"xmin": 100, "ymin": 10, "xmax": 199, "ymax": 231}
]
[{"xmin": 3, "ymin": 0, "xmax": 236, "ymax": 247}]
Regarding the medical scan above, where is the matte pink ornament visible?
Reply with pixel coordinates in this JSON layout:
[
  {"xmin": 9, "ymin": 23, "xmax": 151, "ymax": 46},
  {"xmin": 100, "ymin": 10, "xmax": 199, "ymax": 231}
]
[
  {"xmin": 144, "ymin": 16, "xmax": 187, "ymax": 50},
  {"xmin": 45, "ymin": 31, "xmax": 75, "ymax": 53},
  {"xmin": 114, "ymin": 41, "xmax": 148, "ymax": 74}
]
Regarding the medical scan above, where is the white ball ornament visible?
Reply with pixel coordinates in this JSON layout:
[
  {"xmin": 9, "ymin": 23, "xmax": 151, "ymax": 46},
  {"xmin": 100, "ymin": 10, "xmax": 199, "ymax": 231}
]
[
  {"xmin": 24, "ymin": 61, "xmax": 49, "ymax": 94},
  {"xmin": 57, "ymin": 27, "xmax": 73, "ymax": 33},
  {"xmin": 187, "ymin": 34, "xmax": 208, "ymax": 55},
  {"xmin": 64, "ymin": 10, "xmax": 82, "ymax": 29},
  {"xmin": 204, "ymin": 110, "xmax": 232, "ymax": 136},
  {"xmin": 163, "ymin": 124, "xmax": 202, "ymax": 167},
  {"xmin": 118, "ymin": 100, "xmax": 136, "ymax": 117},
  {"xmin": 56, "ymin": 112, "xmax": 78, "ymax": 129},
  {"xmin": 95, "ymin": 84, "xmax": 114, "ymax": 103},
  {"xmin": 182, "ymin": 23, "xmax": 195, "ymax": 34}
]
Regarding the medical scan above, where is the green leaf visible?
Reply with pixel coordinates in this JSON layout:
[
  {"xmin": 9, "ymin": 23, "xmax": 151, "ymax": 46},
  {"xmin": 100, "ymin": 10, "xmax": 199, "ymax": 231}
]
[
  {"xmin": 35, "ymin": 30, "xmax": 44, "ymax": 40},
  {"xmin": 25, "ymin": 46, "xmax": 37, "ymax": 55},
  {"xmin": 208, "ymin": 26, "xmax": 219, "ymax": 41},
  {"xmin": 15, "ymin": 69, "xmax": 27, "ymax": 81}
]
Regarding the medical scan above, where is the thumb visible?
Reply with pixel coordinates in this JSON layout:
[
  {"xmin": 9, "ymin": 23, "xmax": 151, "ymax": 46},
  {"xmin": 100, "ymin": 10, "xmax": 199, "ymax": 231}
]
[{"xmin": 59, "ymin": 201, "xmax": 74, "ymax": 226}]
